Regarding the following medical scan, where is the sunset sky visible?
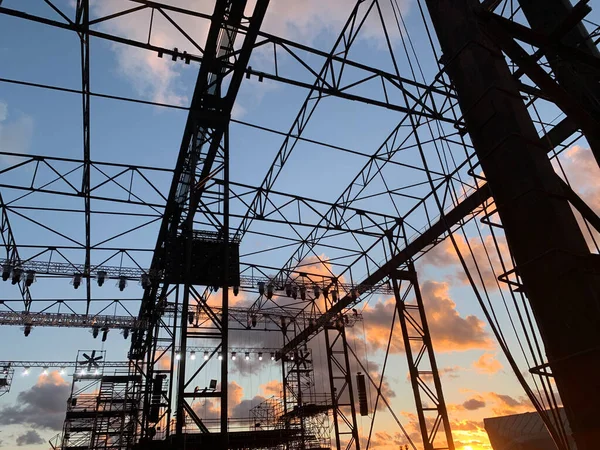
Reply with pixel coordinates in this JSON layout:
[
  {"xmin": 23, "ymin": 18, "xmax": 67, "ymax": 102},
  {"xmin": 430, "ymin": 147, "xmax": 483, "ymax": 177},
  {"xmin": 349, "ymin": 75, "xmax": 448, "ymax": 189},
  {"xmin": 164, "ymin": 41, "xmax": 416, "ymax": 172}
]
[{"xmin": 0, "ymin": 1, "xmax": 599, "ymax": 449}]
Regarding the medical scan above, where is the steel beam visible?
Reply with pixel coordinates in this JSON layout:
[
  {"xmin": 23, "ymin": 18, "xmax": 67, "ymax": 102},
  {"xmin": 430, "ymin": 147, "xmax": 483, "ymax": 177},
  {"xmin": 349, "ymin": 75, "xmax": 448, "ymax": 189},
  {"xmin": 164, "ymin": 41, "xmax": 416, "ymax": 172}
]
[{"xmin": 424, "ymin": 1, "xmax": 600, "ymax": 448}]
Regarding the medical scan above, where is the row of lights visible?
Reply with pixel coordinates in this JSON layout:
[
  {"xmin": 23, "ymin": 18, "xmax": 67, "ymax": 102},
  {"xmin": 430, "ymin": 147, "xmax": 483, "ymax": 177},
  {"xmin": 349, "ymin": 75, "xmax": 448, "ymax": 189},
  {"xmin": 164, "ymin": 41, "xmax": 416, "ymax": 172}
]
[
  {"xmin": 175, "ymin": 351, "xmax": 277, "ymax": 361},
  {"xmin": 15, "ymin": 366, "xmax": 67, "ymax": 376},
  {"xmin": 256, "ymin": 281, "xmax": 359, "ymax": 302},
  {"xmin": 2, "ymin": 265, "xmax": 152, "ymax": 292}
]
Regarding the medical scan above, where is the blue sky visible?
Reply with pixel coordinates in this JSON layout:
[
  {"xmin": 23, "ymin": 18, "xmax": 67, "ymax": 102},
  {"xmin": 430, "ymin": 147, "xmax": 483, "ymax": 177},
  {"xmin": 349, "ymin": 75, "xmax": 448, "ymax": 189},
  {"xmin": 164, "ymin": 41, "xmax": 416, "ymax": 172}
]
[{"xmin": 1, "ymin": 1, "xmax": 599, "ymax": 449}]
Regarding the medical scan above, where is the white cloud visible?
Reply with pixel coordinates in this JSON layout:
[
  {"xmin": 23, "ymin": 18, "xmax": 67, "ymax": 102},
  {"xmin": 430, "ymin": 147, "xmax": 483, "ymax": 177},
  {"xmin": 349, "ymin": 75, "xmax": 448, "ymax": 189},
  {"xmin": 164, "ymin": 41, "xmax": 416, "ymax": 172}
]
[{"xmin": 0, "ymin": 100, "xmax": 34, "ymax": 157}]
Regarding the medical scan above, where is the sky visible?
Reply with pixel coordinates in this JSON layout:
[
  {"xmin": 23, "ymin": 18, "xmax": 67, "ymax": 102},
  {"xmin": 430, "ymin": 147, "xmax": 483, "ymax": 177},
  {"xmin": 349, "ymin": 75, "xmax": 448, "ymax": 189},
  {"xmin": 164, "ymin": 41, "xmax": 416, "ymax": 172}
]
[{"xmin": 0, "ymin": 1, "xmax": 599, "ymax": 449}]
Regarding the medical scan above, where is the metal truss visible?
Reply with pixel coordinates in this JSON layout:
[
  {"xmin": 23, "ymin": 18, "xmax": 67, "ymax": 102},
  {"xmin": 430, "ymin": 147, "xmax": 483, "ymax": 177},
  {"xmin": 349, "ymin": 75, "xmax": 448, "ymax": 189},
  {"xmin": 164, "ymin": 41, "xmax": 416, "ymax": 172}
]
[{"xmin": 1, "ymin": 0, "xmax": 599, "ymax": 449}]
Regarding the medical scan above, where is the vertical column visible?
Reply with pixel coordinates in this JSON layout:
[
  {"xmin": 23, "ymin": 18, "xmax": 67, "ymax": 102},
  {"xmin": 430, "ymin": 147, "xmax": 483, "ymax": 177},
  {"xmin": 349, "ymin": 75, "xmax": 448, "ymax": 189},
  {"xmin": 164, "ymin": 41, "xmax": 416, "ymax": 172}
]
[{"xmin": 424, "ymin": 1, "xmax": 600, "ymax": 448}]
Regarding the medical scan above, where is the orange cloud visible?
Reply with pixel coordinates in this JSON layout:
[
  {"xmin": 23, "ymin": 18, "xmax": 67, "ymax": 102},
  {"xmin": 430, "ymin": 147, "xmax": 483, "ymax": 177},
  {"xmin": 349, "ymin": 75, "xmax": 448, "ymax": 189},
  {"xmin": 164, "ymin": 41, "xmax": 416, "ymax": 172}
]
[
  {"xmin": 37, "ymin": 370, "xmax": 69, "ymax": 387},
  {"xmin": 472, "ymin": 353, "xmax": 503, "ymax": 375},
  {"xmin": 259, "ymin": 379, "xmax": 283, "ymax": 398}
]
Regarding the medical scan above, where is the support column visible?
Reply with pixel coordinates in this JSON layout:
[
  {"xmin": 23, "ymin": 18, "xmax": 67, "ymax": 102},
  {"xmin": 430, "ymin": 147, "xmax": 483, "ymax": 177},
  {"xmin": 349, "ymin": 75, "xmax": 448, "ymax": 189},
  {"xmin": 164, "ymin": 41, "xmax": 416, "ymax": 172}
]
[{"xmin": 424, "ymin": 1, "xmax": 600, "ymax": 449}]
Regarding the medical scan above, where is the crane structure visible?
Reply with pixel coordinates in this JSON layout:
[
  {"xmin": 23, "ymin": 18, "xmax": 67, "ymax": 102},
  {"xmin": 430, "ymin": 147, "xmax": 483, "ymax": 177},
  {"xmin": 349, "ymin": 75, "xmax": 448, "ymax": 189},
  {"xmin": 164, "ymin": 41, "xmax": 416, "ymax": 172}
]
[{"xmin": 0, "ymin": 0, "xmax": 599, "ymax": 450}]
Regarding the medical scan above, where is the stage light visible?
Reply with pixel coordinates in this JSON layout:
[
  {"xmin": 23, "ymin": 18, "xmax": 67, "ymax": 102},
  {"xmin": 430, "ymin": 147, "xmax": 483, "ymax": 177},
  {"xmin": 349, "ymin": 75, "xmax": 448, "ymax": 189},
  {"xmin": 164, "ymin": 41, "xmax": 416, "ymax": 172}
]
[
  {"xmin": 258, "ymin": 352, "xmax": 263, "ymax": 361},
  {"xmin": 285, "ymin": 284, "xmax": 292, "ymax": 297},
  {"xmin": 72, "ymin": 273, "xmax": 82, "ymax": 289},
  {"xmin": 92, "ymin": 326, "xmax": 99, "ymax": 339},
  {"xmin": 245, "ymin": 352, "xmax": 250, "ymax": 361},
  {"xmin": 123, "ymin": 328, "xmax": 130, "ymax": 339},
  {"xmin": 118, "ymin": 276, "xmax": 127, "ymax": 292},
  {"xmin": 42, "ymin": 367, "xmax": 48, "ymax": 376},
  {"xmin": 79, "ymin": 368, "xmax": 86, "ymax": 376},
  {"xmin": 313, "ymin": 285, "xmax": 320, "ymax": 299},
  {"xmin": 141, "ymin": 273, "xmax": 151, "ymax": 289},
  {"xmin": 190, "ymin": 351, "xmax": 196, "ymax": 360},
  {"xmin": 351, "ymin": 289, "xmax": 358, "ymax": 300},
  {"xmin": 23, "ymin": 324, "xmax": 31, "ymax": 337},
  {"xmin": 299, "ymin": 286, "xmax": 306, "ymax": 300},
  {"xmin": 323, "ymin": 287, "xmax": 329, "ymax": 300},
  {"xmin": 94, "ymin": 369, "xmax": 100, "ymax": 375},
  {"xmin": 218, "ymin": 352, "xmax": 223, "ymax": 361},
  {"xmin": 97, "ymin": 270, "xmax": 107, "ymax": 287},
  {"xmin": 332, "ymin": 290, "xmax": 338, "ymax": 303},
  {"xmin": 175, "ymin": 352, "xmax": 181, "ymax": 360},
  {"xmin": 291, "ymin": 286, "xmax": 298, "ymax": 300},
  {"xmin": 270, "ymin": 353, "xmax": 275, "ymax": 361},
  {"xmin": 101, "ymin": 327, "xmax": 109, "ymax": 342},
  {"xmin": 188, "ymin": 312, "xmax": 194, "ymax": 325},
  {"xmin": 204, "ymin": 351, "xmax": 209, "ymax": 361},
  {"xmin": 231, "ymin": 352, "xmax": 237, "ymax": 360},
  {"xmin": 59, "ymin": 367, "xmax": 66, "ymax": 375},
  {"xmin": 290, "ymin": 353, "xmax": 294, "ymax": 361},
  {"xmin": 1, "ymin": 264, "xmax": 10, "ymax": 282},
  {"xmin": 11, "ymin": 268, "xmax": 23, "ymax": 285},
  {"xmin": 233, "ymin": 286, "xmax": 239, "ymax": 296},
  {"xmin": 266, "ymin": 284, "xmax": 274, "ymax": 300},
  {"xmin": 257, "ymin": 281, "xmax": 265, "ymax": 296},
  {"xmin": 251, "ymin": 315, "xmax": 257, "ymax": 328},
  {"xmin": 25, "ymin": 270, "xmax": 35, "ymax": 287},
  {"xmin": 23, "ymin": 367, "xmax": 30, "ymax": 376}
]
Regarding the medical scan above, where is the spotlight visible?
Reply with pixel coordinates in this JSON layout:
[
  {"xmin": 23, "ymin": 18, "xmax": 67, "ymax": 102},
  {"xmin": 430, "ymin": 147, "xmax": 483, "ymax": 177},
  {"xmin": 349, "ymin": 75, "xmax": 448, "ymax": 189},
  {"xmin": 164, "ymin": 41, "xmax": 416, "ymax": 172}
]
[
  {"xmin": 42, "ymin": 367, "xmax": 48, "ymax": 376},
  {"xmin": 258, "ymin": 352, "xmax": 263, "ymax": 361},
  {"xmin": 92, "ymin": 325, "xmax": 99, "ymax": 339},
  {"xmin": 25, "ymin": 270, "xmax": 35, "ymax": 287},
  {"xmin": 332, "ymin": 290, "xmax": 338, "ymax": 303},
  {"xmin": 323, "ymin": 287, "xmax": 329, "ymax": 300},
  {"xmin": 23, "ymin": 367, "xmax": 30, "ymax": 376},
  {"xmin": 285, "ymin": 284, "xmax": 292, "ymax": 297},
  {"xmin": 175, "ymin": 352, "xmax": 181, "ymax": 360},
  {"xmin": 94, "ymin": 369, "xmax": 100, "ymax": 375},
  {"xmin": 59, "ymin": 367, "xmax": 66, "ymax": 375},
  {"xmin": 313, "ymin": 285, "xmax": 320, "ymax": 299},
  {"xmin": 351, "ymin": 289, "xmax": 358, "ymax": 301},
  {"xmin": 245, "ymin": 352, "xmax": 250, "ymax": 361},
  {"xmin": 218, "ymin": 352, "xmax": 223, "ymax": 361},
  {"xmin": 270, "ymin": 353, "xmax": 275, "ymax": 361},
  {"xmin": 299, "ymin": 286, "xmax": 306, "ymax": 300},
  {"xmin": 204, "ymin": 351, "xmax": 209, "ymax": 361},
  {"xmin": 23, "ymin": 324, "xmax": 31, "ymax": 337},
  {"xmin": 190, "ymin": 351, "xmax": 196, "ymax": 360},
  {"xmin": 118, "ymin": 276, "xmax": 127, "ymax": 291},
  {"xmin": 257, "ymin": 281, "xmax": 265, "ymax": 296},
  {"xmin": 72, "ymin": 273, "xmax": 82, "ymax": 289},
  {"xmin": 290, "ymin": 353, "xmax": 294, "ymax": 361},
  {"xmin": 123, "ymin": 328, "xmax": 130, "ymax": 339},
  {"xmin": 251, "ymin": 315, "xmax": 257, "ymax": 328},
  {"xmin": 101, "ymin": 327, "xmax": 109, "ymax": 342},
  {"xmin": 291, "ymin": 286, "xmax": 298, "ymax": 300},
  {"xmin": 233, "ymin": 286, "xmax": 239, "ymax": 296},
  {"xmin": 266, "ymin": 284, "xmax": 274, "ymax": 300},
  {"xmin": 231, "ymin": 352, "xmax": 237, "ymax": 361},
  {"xmin": 141, "ymin": 273, "xmax": 151, "ymax": 289},
  {"xmin": 79, "ymin": 368, "xmax": 86, "ymax": 376},
  {"xmin": 12, "ymin": 268, "xmax": 23, "ymax": 285},
  {"xmin": 1, "ymin": 264, "xmax": 10, "ymax": 281},
  {"xmin": 188, "ymin": 312, "xmax": 194, "ymax": 325},
  {"xmin": 97, "ymin": 270, "xmax": 107, "ymax": 287}
]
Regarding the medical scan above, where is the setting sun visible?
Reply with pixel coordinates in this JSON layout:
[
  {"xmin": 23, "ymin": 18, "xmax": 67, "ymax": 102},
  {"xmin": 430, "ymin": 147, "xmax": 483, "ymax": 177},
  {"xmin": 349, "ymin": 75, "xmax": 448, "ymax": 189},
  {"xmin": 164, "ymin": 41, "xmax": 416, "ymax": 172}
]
[{"xmin": 463, "ymin": 446, "xmax": 473, "ymax": 450}]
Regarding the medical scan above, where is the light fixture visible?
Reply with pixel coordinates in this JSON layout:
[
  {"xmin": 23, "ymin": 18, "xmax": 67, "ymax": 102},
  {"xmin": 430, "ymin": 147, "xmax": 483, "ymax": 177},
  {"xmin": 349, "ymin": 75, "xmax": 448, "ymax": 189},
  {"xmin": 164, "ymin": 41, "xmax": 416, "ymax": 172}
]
[
  {"xmin": 141, "ymin": 273, "xmax": 151, "ymax": 289},
  {"xmin": 285, "ymin": 284, "xmax": 292, "ymax": 297},
  {"xmin": 251, "ymin": 315, "xmax": 257, "ymax": 328},
  {"xmin": 313, "ymin": 285, "xmax": 320, "ymax": 299},
  {"xmin": 42, "ymin": 367, "xmax": 48, "ymax": 376},
  {"xmin": 175, "ymin": 352, "xmax": 181, "ymax": 360},
  {"xmin": 72, "ymin": 273, "xmax": 82, "ymax": 289},
  {"xmin": 23, "ymin": 324, "xmax": 31, "ymax": 337},
  {"xmin": 204, "ymin": 351, "xmax": 209, "ymax": 361},
  {"xmin": 258, "ymin": 352, "xmax": 263, "ymax": 361},
  {"xmin": 123, "ymin": 328, "xmax": 130, "ymax": 339},
  {"xmin": 245, "ymin": 352, "xmax": 250, "ymax": 361},
  {"xmin": 23, "ymin": 367, "xmax": 30, "ymax": 376},
  {"xmin": 218, "ymin": 352, "xmax": 223, "ymax": 361},
  {"xmin": 332, "ymin": 290, "xmax": 338, "ymax": 303},
  {"xmin": 59, "ymin": 367, "xmax": 66, "ymax": 375},
  {"xmin": 118, "ymin": 276, "xmax": 127, "ymax": 292},
  {"xmin": 97, "ymin": 270, "xmax": 107, "ymax": 287},
  {"xmin": 257, "ymin": 281, "xmax": 265, "ymax": 296},
  {"xmin": 290, "ymin": 353, "xmax": 294, "ymax": 361},
  {"xmin": 25, "ymin": 270, "xmax": 35, "ymax": 287},
  {"xmin": 323, "ymin": 287, "xmax": 329, "ymax": 300},
  {"xmin": 11, "ymin": 268, "xmax": 23, "ymax": 285},
  {"xmin": 190, "ymin": 351, "xmax": 196, "ymax": 360},
  {"xmin": 233, "ymin": 286, "xmax": 239, "ymax": 296},
  {"xmin": 188, "ymin": 312, "xmax": 194, "ymax": 325},
  {"xmin": 351, "ymin": 289, "xmax": 358, "ymax": 301},
  {"xmin": 270, "ymin": 352, "xmax": 275, "ymax": 361},
  {"xmin": 266, "ymin": 284, "xmax": 274, "ymax": 300},
  {"xmin": 94, "ymin": 369, "xmax": 100, "ymax": 375},
  {"xmin": 92, "ymin": 325, "xmax": 99, "ymax": 339},
  {"xmin": 1, "ymin": 264, "xmax": 10, "ymax": 282},
  {"xmin": 101, "ymin": 327, "xmax": 109, "ymax": 342},
  {"xmin": 231, "ymin": 352, "xmax": 237, "ymax": 360},
  {"xmin": 291, "ymin": 286, "xmax": 298, "ymax": 300},
  {"xmin": 79, "ymin": 368, "xmax": 86, "ymax": 376},
  {"xmin": 299, "ymin": 286, "xmax": 306, "ymax": 300}
]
